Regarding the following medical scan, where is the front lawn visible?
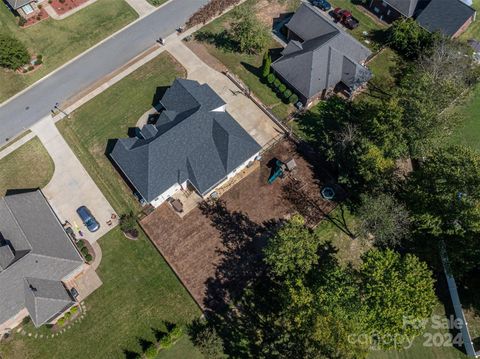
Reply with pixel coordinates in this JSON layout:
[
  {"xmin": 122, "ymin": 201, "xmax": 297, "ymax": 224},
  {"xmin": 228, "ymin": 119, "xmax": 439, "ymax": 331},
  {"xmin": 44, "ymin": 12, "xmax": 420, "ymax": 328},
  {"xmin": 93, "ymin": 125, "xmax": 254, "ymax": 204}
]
[
  {"xmin": 0, "ymin": 136, "xmax": 54, "ymax": 196},
  {"xmin": 0, "ymin": 228, "xmax": 203, "ymax": 359},
  {"xmin": 0, "ymin": 0, "xmax": 138, "ymax": 102},
  {"xmin": 57, "ymin": 52, "xmax": 186, "ymax": 214}
]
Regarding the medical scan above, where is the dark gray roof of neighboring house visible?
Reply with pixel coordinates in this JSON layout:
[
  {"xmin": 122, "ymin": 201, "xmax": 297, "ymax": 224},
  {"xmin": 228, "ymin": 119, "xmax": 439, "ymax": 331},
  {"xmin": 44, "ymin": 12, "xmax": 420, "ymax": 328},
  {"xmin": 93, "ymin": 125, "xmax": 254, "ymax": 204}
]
[
  {"xmin": 0, "ymin": 191, "xmax": 83, "ymax": 327},
  {"xmin": 5, "ymin": 0, "xmax": 33, "ymax": 10},
  {"xmin": 24, "ymin": 278, "xmax": 74, "ymax": 327},
  {"xmin": 415, "ymin": 0, "xmax": 475, "ymax": 37},
  {"xmin": 110, "ymin": 79, "xmax": 261, "ymax": 202},
  {"xmin": 384, "ymin": 0, "xmax": 420, "ymax": 17},
  {"xmin": 272, "ymin": 3, "xmax": 372, "ymax": 99}
]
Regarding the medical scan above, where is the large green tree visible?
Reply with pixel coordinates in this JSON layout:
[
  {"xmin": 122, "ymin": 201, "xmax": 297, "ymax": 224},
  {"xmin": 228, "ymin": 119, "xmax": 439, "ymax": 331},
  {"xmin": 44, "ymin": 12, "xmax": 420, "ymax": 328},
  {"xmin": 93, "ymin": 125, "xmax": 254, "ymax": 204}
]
[
  {"xmin": 230, "ymin": 5, "xmax": 269, "ymax": 54},
  {"xmin": 388, "ymin": 18, "xmax": 435, "ymax": 59},
  {"xmin": 0, "ymin": 33, "xmax": 29, "ymax": 70},
  {"xmin": 360, "ymin": 249, "xmax": 436, "ymax": 349},
  {"xmin": 357, "ymin": 193, "xmax": 411, "ymax": 248}
]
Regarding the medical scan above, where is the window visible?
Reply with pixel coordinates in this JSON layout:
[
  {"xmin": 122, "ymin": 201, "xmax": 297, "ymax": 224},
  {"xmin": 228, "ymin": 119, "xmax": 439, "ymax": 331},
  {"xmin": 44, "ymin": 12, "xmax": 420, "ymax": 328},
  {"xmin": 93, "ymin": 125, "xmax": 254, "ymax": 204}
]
[{"xmin": 22, "ymin": 4, "xmax": 34, "ymax": 14}]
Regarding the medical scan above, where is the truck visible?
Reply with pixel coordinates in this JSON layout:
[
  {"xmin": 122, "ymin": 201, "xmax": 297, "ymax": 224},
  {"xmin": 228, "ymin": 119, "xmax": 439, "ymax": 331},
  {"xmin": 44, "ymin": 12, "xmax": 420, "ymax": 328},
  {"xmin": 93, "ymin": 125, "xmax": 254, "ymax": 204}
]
[{"xmin": 332, "ymin": 8, "xmax": 359, "ymax": 30}]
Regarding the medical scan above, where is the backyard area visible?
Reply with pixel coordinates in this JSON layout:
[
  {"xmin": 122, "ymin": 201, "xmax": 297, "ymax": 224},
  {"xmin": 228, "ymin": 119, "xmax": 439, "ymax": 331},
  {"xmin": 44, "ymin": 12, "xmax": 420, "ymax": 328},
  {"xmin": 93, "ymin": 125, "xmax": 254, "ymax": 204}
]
[
  {"xmin": 140, "ymin": 139, "xmax": 336, "ymax": 309},
  {"xmin": 459, "ymin": 0, "xmax": 480, "ymax": 41},
  {"xmin": 57, "ymin": 52, "xmax": 186, "ymax": 214},
  {"xmin": 0, "ymin": 227, "xmax": 203, "ymax": 359},
  {"xmin": 0, "ymin": 137, "xmax": 54, "ymax": 196},
  {"xmin": 0, "ymin": 0, "xmax": 138, "ymax": 102}
]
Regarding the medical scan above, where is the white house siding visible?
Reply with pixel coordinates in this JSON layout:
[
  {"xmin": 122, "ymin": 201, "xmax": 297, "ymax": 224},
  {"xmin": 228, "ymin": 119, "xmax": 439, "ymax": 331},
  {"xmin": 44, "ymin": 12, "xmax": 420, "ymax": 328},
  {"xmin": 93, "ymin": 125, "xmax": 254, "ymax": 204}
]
[{"xmin": 150, "ymin": 181, "xmax": 188, "ymax": 208}]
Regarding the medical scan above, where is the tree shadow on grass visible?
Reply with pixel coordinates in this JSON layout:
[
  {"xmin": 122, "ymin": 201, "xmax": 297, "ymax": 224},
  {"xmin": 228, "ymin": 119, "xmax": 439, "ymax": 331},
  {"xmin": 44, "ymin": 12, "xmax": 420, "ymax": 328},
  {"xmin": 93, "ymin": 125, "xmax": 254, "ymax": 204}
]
[
  {"xmin": 122, "ymin": 349, "xmax": 140, "ymax": 359},
  {"xmin": 137, "ymin": 338, "xmax": 154, "ymax": 352},
  {"xmin": 195, "ymin": 30, "xmax": 238, "ymax": 53}
]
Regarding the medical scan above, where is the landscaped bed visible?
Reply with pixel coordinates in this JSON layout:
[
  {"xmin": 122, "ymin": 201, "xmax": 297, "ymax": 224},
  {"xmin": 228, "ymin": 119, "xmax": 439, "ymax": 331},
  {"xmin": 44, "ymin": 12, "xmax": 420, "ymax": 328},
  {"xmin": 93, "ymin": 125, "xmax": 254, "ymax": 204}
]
[
  {"xmin": 0, "ymin": 136, "xmax": 54, "ymax": 196},
  {"xmin": 49, "ymin": 0, "xmax": 89, "ymax": 16},
  {"xmin": 0, "ymin": 0, "xmax": 138, "ymax": 102},
  {"xmin": 140, "ymin": 139, "xmax": 336, "ymax": 309}
]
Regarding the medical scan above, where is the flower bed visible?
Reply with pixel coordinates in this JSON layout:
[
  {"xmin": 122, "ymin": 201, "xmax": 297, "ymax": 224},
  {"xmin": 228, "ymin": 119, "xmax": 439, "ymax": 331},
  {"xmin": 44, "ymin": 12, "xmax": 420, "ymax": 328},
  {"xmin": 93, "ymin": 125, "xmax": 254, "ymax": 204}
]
[
  {"xmin": 49, "ymin": 0, "xmax": 89, "ymax": 16},
  {"xmin": 20, "ymin": 8, "xmax": 49, "ymax": 28}
]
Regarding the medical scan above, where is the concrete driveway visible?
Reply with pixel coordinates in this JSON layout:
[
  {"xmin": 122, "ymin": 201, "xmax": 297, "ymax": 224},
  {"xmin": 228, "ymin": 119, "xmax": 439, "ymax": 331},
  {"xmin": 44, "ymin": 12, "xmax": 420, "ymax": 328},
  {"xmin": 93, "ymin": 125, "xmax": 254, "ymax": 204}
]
[
  {"xmin": 165, "ymin": 40, "xmax": 283, "ymax": 147},
  {"xmin": 31, "ymin": 117, "xmax": 117, "ymax": 244}
]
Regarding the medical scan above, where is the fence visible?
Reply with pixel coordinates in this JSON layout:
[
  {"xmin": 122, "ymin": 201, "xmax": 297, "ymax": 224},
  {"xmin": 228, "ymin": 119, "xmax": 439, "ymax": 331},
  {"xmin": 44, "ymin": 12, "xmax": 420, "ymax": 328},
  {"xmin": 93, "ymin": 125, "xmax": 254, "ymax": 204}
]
[{"xmin": 440, "ymin": 242, "xmax": 480, "ymax": 357}]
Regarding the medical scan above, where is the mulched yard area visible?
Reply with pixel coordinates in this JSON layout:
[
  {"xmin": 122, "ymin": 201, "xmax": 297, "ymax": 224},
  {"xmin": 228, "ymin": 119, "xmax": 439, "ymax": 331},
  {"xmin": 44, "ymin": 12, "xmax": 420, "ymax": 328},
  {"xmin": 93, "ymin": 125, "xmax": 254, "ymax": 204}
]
[
  {"xmin": 21, "ymin": 8, "xmax": 49, "ymax": 27},
  {"xmin": 49, "ymin": 0, "xmax": 89, "ymax": 15},
  {"xmin": 140, "ymin": 139, "xmax": 336, "ymax": 310}
]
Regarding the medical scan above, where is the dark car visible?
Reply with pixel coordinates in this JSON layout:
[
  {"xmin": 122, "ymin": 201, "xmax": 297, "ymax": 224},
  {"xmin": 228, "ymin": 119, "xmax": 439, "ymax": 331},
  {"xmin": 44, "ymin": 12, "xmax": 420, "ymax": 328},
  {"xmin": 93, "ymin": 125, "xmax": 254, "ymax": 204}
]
[
  {"xmin": 332, "ymin": 8, "xmax": 359, "ymax": 29},
  {"xmin": 312, "ymin": 0, "xmax": 331, "ymax": 11},
  {"xmin": 76, "ymin": 206, "xmax": 100, "ymax": 232}
]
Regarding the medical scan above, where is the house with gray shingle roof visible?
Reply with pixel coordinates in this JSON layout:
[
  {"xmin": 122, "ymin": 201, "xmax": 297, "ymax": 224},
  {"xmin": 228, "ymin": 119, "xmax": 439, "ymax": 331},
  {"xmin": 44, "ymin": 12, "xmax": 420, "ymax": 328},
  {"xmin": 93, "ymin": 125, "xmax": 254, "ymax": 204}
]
[
  {"xmin": 110, "ymin": 78, "xmax": 261, "ymax": 208},
  {"xmin": 5, "ymin": 0, "xmax": 42, "ymax": 19},
  {"xmin": 368, "ymin": 0, "xmax": 476, "ymax": 38},
  {"xmin": 271, "ymin": 3, "xmax": 371, "ymax": 105},
  {"xmin": 0, "ymin": 190, "xmax": 84, "ymax": 333}
]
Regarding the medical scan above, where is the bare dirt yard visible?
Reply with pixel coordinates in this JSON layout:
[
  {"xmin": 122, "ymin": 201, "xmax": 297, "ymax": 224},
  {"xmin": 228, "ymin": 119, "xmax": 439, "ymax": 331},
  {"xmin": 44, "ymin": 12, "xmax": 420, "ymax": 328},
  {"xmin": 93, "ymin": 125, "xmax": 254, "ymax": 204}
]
[{"xmin": 140, "ymin": 139, "xmax": 336, "ymax": 310}]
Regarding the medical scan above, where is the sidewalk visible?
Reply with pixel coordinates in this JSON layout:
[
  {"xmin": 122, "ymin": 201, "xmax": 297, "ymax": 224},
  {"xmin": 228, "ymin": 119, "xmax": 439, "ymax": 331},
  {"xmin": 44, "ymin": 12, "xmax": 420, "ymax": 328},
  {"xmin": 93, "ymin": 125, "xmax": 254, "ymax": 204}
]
[{"xmin": 31, "ymin": 117, "xmax": 117, "ymax": 244}]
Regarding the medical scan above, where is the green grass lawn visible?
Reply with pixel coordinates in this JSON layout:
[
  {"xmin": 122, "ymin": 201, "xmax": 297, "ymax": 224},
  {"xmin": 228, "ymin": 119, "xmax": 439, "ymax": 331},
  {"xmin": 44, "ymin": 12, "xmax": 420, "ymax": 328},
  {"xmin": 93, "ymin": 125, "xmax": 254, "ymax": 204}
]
[
  {"xmin": 0, "ymin": 136, "xmax": 54, "ymax": 196},
  {"xmin": 57, "ymin": 52, "xmax": 186, "ymax": 214},
  {"xmin": 367, "ymin": 47, "xmax": 399, "ymax": 89},
  {"xmin": 449, "ymin": 84, "xmax": 480, "ymax": 152},
  {"xmin": 0, "ymin": 228, "xmax": 203, "ymax": 359},
  {"xmin": 328, "ymin": 0, "xmax": 388, "ymax": 49},
  {"xmin": 0, "ymin": 0, "xmax": 138, "ymax": 102},
  {"xmin": 192, "ymin": 3, "xmax": 294, "ymax": 120}
]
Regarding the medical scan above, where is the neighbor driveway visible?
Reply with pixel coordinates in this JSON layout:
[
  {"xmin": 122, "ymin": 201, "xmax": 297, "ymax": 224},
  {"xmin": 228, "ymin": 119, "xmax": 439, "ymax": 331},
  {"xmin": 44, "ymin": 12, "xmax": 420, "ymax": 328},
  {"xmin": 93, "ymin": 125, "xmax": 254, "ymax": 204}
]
[
  {"xmin": 165, "ymin": 39, "xmax": 284, "ymax": 147},
  {"xmin": 31, "ymin": 117, "xmax": 117, "ymax": 244}
]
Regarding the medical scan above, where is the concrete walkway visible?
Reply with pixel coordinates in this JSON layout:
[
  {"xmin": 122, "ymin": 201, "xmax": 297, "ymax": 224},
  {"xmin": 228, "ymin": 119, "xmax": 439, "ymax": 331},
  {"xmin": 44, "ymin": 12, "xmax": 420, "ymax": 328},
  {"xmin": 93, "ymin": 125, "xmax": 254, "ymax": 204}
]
[
  {"xmin": 123, "ymin": 0, "xmax": 155, "ymax": 16},
  {"xmin": 44, "ymin": 0, "xmax": 98, "ymax": 20},
  {"xmin": 31, "ymin": 117, "xmax": 117, "ymax": 244},
  {"xmin": 165, "ymin": 40, "xmax": 283, "ymax": 147}
]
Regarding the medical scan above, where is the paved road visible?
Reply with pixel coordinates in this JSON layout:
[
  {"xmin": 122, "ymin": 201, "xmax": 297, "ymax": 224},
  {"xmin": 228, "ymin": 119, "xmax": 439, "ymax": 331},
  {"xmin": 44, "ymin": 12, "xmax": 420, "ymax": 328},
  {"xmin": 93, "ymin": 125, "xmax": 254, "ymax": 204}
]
[{"xmin": 0, "ymin": 0, "xmax": 209, "ymax": 145}]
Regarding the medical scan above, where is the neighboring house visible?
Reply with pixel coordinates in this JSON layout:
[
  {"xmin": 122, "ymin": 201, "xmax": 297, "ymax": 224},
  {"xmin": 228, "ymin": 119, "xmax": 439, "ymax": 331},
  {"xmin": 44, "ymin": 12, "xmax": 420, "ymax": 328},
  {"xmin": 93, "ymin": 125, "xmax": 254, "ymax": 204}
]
[
  {"xmin": 0, "ymin": 190, "xmax": 84, "ymax": 333},
  {"xmin": 368, "ymin": 0, "xmax": 476, "ymax": 38},
  {"xmin": 110, "ymin": 78, "xmax": 262, "ymax": 208},
  {"xmin": 5, "ymin": 0, "xmax": 42, "ymax": 18},
  {"xmin": 271, "ymin": 3, "xmax": 372, "ymax": 106},
  {"xmin": 368, "ymin": 0, "xmax": 419, "ymax": 22},
  {"xmin": 415, "ymin": 0, "xmax": 476, "ymax": 38}
]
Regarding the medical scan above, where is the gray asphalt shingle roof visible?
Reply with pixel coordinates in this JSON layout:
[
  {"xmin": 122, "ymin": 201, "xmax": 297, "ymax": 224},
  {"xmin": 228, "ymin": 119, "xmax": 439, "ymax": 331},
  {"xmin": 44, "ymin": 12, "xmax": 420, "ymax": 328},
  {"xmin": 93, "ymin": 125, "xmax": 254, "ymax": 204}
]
[
  {"xmin": 110, "ymin": 79, "xmax": 261, "ymax": 202},
  {"xmin": 384, "ymin": 0, "xmax": 420, "ymax": 17},
  {"xmin": 24, "ymin": 278, "xmax": 74, "ymax": 327},
  {"xmin": 415, "ymin": 0, "xmax": 475, "ymax": 37},
  {"xmin": 272, "ymin": 3, "xmax": 371, "ymax": 100},
  {"xmin": 0, "ymin": 191, "xmax": 83, "ymax": 327},
  {"xmin": 5, "ymin": 0, "xmax": 33, "ymax": 10}
]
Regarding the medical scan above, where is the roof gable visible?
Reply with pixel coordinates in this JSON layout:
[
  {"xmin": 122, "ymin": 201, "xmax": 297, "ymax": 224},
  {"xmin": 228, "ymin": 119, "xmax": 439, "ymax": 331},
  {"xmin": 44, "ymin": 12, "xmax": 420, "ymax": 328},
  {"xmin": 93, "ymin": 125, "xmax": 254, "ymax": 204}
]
[{"xmin": 384, "ymin": 0, "xmax": 420, "ymax": 17}]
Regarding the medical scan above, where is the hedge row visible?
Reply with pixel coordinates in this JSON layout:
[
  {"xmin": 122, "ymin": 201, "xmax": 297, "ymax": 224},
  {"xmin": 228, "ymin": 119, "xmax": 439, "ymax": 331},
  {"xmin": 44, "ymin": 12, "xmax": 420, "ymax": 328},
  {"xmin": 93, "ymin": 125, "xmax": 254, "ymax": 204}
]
[{"xmin": 266, "ymin": 73, "xmax": 299, "ymax": 104}]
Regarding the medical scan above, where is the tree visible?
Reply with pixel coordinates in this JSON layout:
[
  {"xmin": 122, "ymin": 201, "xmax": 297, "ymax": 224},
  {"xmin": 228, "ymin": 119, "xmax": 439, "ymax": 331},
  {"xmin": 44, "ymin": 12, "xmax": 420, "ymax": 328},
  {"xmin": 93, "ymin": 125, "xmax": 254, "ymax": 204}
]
[
  {"xmin": 0, "ymin": 33, "xmax": 29, "ymax": 70},
  {"xmin": 263, "ymin": 215, "xmax": 320, "ymax": 279},
  {"xmin": 388, "ymin": 18, "xmax": 435, "ymax": 59},
  {"xmin": 230, "ymin": 5, "xmax": 270, "ymax": 54},
  {"xmin": 120, "ymin": 211, "xmax": 139, "ymax": 238},
  {"xmin": 360, "ymin": 249, "xmax": 436, "ymax": 349},
  {"xmin": 262, "ymin": 51, "xmax": 271, "ymax": 77},
  {"xmin": 357, "ymin": 193, "xmax": 411, "ymax": 248},
  {"xmin": 406, "ymin": 146, "xmax": 480, "ymax": 275},
  {"xmin": 190, "ymin": 325, "xmax": 225, "ymax": 359}
]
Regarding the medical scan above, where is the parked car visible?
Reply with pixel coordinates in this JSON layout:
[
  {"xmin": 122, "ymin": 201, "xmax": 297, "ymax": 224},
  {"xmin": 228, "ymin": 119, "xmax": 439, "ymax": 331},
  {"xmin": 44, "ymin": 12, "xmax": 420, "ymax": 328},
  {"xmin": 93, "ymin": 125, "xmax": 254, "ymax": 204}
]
[
  {"xmin": 332, "ymin": 8, "xmax": 359, "ymax": 29},
  {"xmin": 312, "ymin": 0, "xmax": 331, "ymax": 11},
  {"xmin": 76, "ymin": 206, "xmax": 100, "ymax": 232}
]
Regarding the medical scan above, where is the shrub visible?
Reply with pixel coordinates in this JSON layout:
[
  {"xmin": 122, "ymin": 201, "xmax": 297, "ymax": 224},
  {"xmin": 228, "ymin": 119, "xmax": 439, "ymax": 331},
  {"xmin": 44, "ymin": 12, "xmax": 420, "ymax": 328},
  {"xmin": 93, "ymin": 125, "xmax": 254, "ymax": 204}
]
[
  {"xmin": 36, "ymin": 15, "xmax": 41, "ymax": 21},
  {"xmin": 84, "ymin": 254, "xmax": 93, "ymax": 262},
  {"xmin": 27, "ymin": 65, "xmax": 34, "ymax": 71},
  {"xmin": 278, "ymin": 84, "xmax": 287, "ymax": 93},
  {"xmin": 35, "ymin": 59, "xmax": 42, "ymax": 65},
  {"xmin": 0, "ymin": 33, "xmax": 29, "ymax": 69},
  {"xmin": 37, "ymin": 4, "xmax": 42, "ymax": 9},
  {"xmin": 261, "ymin": 52, "xmax": 271, "ymax": 78},
  {"xmin": 36, "ymin": 54, "xmax": 43, "ymax": 60},
  {"xmin": 77, "ymin": 239, "xmax": 85, "ymax": 249},
  {"xmin": 22, "ymin": 316, "xmax": 31, "ymax": 325},
  {"xmin": 18, "ymin": 17, "xmax": 26, "ymax": 26},
  {"xmin": 70, "ymin": 306, "xmax": 78, "ymax": 314},
  {"xmin": 267, "ymin": 73, "xmax": 275, "ymax": 84},
  {"xmin": 143, "ymin": 343, "xmax": 158, "ymax": 359},
  {"xmin": 59, "ymin": 0, "xmax": 65, "ymax": 3},
  {"xmin": 48, "ymin": 0, "xmax": 52, "ymax": 3},
  {"xmin": 159, "ymin": 325, "xmax": 183, "ymax": 349},
  {"xmin": 273, "ymin": 79, "xmax": 281, "ymax": 88},
  {"xmin": 81, "ymin": 246, "xmax": 89, "ymax": 256},
  {"xmin": 283, "ymin": 89, "xmax": 292, "ymax": 99},
  {"xmin": 64, "ymin": 312, "xmax": 71, "ymax": 320},
  {"xmin": 57, "ymin": 318, "xmax": 65, "ymax": 327},
  {"xmin": 120, "ymin": 211, "xmax": 138, "ymax": 237},
  {"xmin": 289, "ymin": 94, "xmax": 299, "ymax": 104}
]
